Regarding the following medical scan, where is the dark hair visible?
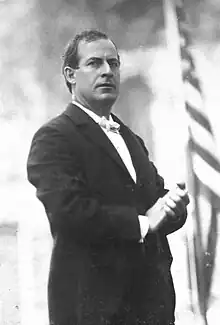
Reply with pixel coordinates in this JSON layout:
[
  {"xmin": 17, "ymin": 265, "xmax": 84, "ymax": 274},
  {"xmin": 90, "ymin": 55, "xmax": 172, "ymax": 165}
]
[{"xmin": 62, "ymin": 29, "xmax": 119, "ymax": 93}]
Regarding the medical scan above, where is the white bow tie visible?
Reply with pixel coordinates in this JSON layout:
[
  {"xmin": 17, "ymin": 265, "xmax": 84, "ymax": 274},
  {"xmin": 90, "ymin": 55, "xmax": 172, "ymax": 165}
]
[{"xmin": 99, "ymin": 116, "xmax": 120, "ymax": 133}]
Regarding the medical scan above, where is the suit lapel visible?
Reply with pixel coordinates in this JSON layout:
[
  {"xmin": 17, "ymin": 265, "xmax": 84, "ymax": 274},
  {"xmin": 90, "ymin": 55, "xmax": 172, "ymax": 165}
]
[{"xmin": 63, "ymin": 103, "xmax": 129, "ymax": 175}]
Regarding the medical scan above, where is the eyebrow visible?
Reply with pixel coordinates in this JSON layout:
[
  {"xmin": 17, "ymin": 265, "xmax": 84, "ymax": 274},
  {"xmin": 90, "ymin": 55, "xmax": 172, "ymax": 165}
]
[
  {"xmin": 86, "ymin": 57, "xmax": 102, "ymax": 62},
  {"xmin": 86, "ymin": 57, "xmax": 119, "ymax": 63}
]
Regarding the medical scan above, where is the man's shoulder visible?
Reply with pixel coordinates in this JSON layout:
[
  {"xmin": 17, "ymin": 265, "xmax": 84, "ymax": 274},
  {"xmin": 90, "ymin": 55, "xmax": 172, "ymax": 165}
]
[
  {"xmin": 40, "ymin": 113, "xmax": 67, "ymax": 131},
  {"xmin": 34, "ymin": 104, "xmax": 74, "ymax": 135}
]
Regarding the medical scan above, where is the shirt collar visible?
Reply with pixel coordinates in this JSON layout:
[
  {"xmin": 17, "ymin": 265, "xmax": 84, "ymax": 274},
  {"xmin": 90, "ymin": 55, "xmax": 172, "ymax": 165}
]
[{"xmin": 72, "ymin": 99, "xmax": 114, "ymax": 124}]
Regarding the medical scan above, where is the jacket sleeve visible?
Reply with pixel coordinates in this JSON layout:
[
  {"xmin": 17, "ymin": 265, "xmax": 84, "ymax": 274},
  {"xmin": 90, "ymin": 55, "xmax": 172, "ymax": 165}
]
[
  {"xmin": 27, "ymin": 125, "xmax": 142, "ymax": 244},
  {"xmin": 136, "ymin": 135, "xmax": 187, "ymax": 236}
]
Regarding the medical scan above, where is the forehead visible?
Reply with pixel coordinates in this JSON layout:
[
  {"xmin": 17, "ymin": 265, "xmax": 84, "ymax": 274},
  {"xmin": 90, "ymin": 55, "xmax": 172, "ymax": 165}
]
[{"xmin": 77, "ymin": 39, "xmax": 118, "ymax": 62}]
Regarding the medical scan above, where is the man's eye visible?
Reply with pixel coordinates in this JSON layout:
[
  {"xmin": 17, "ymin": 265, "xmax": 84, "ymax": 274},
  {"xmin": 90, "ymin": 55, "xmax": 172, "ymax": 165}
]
[
  {"xmin": 88, "ymin": 60, "xmax": 99, "ymax": 67},
  {"xmin": 109, "ymin": 61, "xmax": 120, "ymax": 69}
]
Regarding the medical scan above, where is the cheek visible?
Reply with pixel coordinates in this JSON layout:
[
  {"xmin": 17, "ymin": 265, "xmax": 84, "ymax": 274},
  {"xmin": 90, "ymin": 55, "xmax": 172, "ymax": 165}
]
[
  {"xmin": 81, "ymin": 73, "xmax": 97, "ymax": 87},
  {"xmin": 115, "ymin": 75, "xmax": 120, "ymax": 90},
  {"xmin": 76, "ymin": 74, "xmax": 92, "ymax": 91},
  {"xmin": 115, "ymin": 72, "xmax": 120, "ymax": 83}
]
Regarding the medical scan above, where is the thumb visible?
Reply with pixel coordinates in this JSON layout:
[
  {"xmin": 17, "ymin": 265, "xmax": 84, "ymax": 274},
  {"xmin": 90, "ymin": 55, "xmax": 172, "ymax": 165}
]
[{"xmin": 176, "ymin": 182, "xmax": 186, "ymax": 190}]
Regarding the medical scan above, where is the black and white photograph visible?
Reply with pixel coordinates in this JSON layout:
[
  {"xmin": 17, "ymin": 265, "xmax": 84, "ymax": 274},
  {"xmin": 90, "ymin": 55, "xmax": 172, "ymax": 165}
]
[{"xmin": 0, "ymin": 1, "xmax": 220, "ymax": 324}]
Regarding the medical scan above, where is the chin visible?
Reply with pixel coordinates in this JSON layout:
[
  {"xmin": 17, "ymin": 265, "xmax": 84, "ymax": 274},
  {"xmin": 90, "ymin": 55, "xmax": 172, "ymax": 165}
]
[
  {"xmin": 99, "ymin": 96, "xmax": 117, "ymax": 107},
  {"xmin": 99, "ymin": 92, "xmax": 118, "ymax": 101}
]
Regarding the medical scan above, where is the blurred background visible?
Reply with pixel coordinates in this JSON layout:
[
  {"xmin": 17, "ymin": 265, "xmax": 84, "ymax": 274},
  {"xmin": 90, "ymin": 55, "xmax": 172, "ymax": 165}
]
[{"xmin": 0, "ymin": 0, "xmax": 220, "ymax": 324}]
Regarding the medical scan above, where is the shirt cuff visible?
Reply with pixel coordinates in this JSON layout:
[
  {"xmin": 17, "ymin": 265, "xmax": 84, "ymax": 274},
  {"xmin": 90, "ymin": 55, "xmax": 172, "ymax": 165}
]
[{"xmin": 138, "ymin": 214, "xmax": 150, "ymax": 243}]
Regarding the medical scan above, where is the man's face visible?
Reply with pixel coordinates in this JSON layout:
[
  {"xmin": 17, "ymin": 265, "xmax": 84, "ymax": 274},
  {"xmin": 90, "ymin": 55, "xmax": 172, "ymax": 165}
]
[{"xmin": 73, "ymin": 38, "xmax": 120, "ymax": 109}]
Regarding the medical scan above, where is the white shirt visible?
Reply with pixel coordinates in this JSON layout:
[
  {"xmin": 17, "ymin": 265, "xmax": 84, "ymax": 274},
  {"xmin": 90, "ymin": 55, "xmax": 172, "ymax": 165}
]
[{"xmin": 72, "ymin": 100, "xmax": 149, "ymax": 241}]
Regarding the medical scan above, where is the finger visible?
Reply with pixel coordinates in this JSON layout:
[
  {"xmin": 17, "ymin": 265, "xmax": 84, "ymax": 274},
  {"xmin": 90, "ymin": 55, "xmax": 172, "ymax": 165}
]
[
  {"xmin": 175, "ymin": 188, "xmax": 190, "ymax": 205},
  {"xmin": 182, "ymin": 193, "xmax": 190, "ymax": 205},
  {"xmin": 163, "ymin": 201, "xmax": 187, "ymax": 222},
  {"xmin": 163, "ymin": 204, "xmax": 184, "ymax": 223},
  {"xmin": 167, "ymin": 186, "xmax": 186, "ymax": 200},
  {"xmin": 177, "ymin": 182, "xmax": 189, "ymax": 196},
  {"xmin": 175, "ymin": 186, "xmax": 187, "ymax": 196},
  {"xmin": 163, "ymin": 186, "xmax": 189, "ymax": 208},
  {"xmin": 165, "ymin": 197, "xmax": 177, "ymax": 210},
  {"xmin": 176, "ymin": 182, "xmax": 186, "ymax": 190},
  {"xmin": 163, "ymin": 204, "xmax": 176, "ymax": 218},
  {"xmin": 167, "ymin": 192, "xmax": 186, "ymax": 206},
  {"xmin": 165, "ymin": 196, "xmax": 187, "ymax": 215}
]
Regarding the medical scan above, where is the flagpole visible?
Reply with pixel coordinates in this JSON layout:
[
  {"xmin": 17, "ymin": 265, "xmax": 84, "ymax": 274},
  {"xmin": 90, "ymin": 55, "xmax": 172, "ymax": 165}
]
[
  {"xmin": 163, "ymin": 0, "xmax": 184, "ymax": 107},
  {"xmin": 162, "ymin": 1, "xmax": 208, "ymax": 324}
]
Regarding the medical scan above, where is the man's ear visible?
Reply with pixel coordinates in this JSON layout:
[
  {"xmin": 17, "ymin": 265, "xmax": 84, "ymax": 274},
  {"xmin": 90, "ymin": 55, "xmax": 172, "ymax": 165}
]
[{"xmin": 63, "ymin": 66, "xmax": 76, "ymax": 85}]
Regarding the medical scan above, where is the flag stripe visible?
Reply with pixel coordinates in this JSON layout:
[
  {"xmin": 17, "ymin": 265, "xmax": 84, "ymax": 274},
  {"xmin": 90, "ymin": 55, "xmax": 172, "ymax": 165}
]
[
  {"xmin": 192, "ymin": 154, "xmax": 220, "ymax": 197},
  {"xmin": 189, "ymin": 120, "xmax": 217, "ymax": 158},
  {"xmin": 186, "ymin": 104, "xmax": 213, "ymax": 134},
  {"xmin": 193, "ymin": 143, "xmax": 220, "ymax": 174},
  {"xmin": 186, "ymin": 74, "xmax": 202, "ymax": 94}
]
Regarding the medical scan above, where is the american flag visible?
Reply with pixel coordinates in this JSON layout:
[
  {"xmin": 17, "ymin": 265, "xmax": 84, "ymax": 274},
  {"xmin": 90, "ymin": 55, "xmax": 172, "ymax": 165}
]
[
  {"xmin": 164, "ymin": 0, "xmax": 220, "ymax": 324},
  {"xmin": 173, "ymin": 0, "xmax": 220, "ymax": 323}
]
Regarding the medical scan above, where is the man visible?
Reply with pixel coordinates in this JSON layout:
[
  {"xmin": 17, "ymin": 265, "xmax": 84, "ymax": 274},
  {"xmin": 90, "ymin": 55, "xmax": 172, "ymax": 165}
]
[{"xmin": 27, "ymin": 30, "xmax": 189, "ymax": 325}]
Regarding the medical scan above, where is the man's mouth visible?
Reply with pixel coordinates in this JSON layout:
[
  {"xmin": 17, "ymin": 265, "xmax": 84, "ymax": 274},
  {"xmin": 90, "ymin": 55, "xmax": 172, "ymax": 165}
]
[{"xmin": 97, "ymin": 83, "xmax": 116, "ymax": 89}]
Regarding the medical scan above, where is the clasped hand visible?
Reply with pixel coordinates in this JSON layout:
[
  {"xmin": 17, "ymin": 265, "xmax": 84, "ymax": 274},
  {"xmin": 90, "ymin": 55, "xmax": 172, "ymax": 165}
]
[{"xmin": 146, "ymin": 182, "xmax": 190, "ymax": 231}]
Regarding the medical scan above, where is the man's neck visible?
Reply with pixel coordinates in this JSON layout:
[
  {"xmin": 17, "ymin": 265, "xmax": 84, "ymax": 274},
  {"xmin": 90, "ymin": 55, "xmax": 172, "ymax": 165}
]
[{"xmin": 72, "ymin": 96, "xmax": 112, "ymax": 119}]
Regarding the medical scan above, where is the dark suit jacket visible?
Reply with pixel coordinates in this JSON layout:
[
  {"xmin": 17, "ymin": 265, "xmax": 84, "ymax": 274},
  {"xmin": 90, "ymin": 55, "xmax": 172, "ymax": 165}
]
[{"xmin": 27, "ymin": 103, "xmax": 187, "ymax": 325}]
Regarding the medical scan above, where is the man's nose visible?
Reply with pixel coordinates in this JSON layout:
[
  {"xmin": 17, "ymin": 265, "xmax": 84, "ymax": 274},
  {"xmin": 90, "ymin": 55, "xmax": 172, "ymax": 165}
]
[{"xmin": 101, "ymin": 61, "xmax": 113, "ymax": 75}]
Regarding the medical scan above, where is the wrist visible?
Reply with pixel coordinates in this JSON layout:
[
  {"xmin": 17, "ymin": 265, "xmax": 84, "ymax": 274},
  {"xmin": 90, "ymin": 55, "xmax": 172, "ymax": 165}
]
[{"xmin": 145, "ymin": 199, "xmax": 166, "ymax": 232}]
